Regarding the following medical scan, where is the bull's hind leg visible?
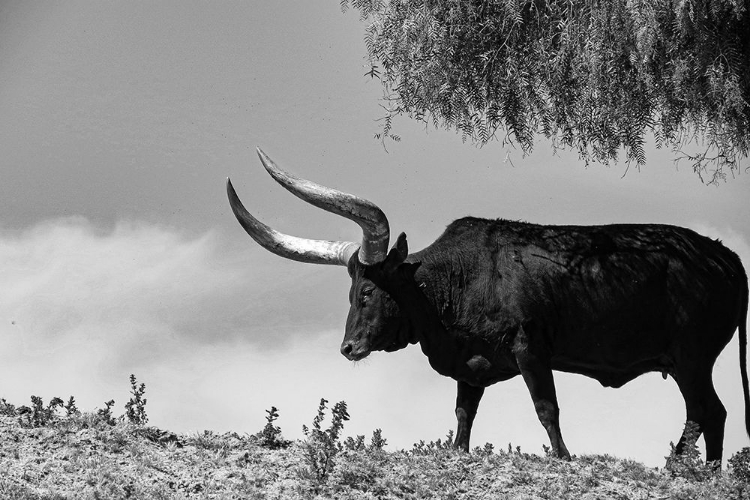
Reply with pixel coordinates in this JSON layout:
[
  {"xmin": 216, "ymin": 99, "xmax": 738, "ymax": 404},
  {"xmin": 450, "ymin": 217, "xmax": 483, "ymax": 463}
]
[
  {"xmin": 674, "ymin": 363, "xmax": 727, "ymax": 464},
  {"xmin": 454, "ymin": 381, "xmax": 485, "ymax": 452}
]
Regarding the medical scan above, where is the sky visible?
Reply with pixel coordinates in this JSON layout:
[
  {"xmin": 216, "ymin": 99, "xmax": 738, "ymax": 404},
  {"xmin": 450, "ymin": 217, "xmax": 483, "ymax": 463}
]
[{"xmin": 0, "ymin": 1, "xmax": 748, "ymax": 467}]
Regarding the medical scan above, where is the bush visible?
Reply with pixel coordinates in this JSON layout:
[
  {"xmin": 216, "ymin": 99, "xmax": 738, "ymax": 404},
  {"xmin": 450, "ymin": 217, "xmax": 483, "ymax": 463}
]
[
  {"xmin": 411, "ymin": 430, "xmax": 455, "ymax": 455},
  {"xmin": 300, "ymin": 398, "xmax": 350, "ymax": 487},
  {"xmin": 344, "ymin": 434, "xmax": 366, "ymax": 452},
  {"xmin": 18, "ymin": 396, "xmax": 64, "ymax": 428},
  {"xmin": 369, "ymin": 428, "xmax": 387, "ymax": 452},
  {"xmin": 0, "ymin": 398, "xmax": 16, "ymax": 416},
  {"xmin": 473, "ymin": 442, "xmax": 495, "ymax": 456},
  {"xmin": 124, "ymin": 374, "xmax": 148, "ymax": 425},
  {"xmin": 665, "ymin": 421, "xmax": 715, "ymax": 481},
  {"xmin": 97, "ymin": 399, "xmax": 117, "ymax": 426},
  {"xmin": 256, "ymin": 406, "xmax": 291, "ymax": 449},
  {"xmin": 64, "ymin": 396, "xmax": 80, "ymax": 417},
  {"xmin": 729, "ymin": 447, "xmax": 750, "ymax": 484},
  {"xmin": 344, "ymin": 429, "xmax": 388, "ymax": 453}
]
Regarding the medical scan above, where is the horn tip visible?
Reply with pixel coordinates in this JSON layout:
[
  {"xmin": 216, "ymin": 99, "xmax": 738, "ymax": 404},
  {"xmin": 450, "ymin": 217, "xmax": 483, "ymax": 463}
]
[{"xmin": 226, "ymin": 178, "xmax": 241, "ymax": 203}]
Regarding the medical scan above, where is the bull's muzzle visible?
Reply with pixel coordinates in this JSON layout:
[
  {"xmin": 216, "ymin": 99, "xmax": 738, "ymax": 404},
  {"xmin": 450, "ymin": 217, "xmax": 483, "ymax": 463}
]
[{"xmin": 340, "ymin": 340, "xmax": 370, "ymax": 361}]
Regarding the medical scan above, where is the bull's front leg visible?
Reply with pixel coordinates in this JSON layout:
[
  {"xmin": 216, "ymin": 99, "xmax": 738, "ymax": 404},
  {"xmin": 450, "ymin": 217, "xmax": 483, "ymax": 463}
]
[
  {"xmin": 515, "ymin": 349, "xmax": 571, "ymax": 460},
  {"xmin": 454, "ymin": 381, "xmax": 485, "ymax": 452}
]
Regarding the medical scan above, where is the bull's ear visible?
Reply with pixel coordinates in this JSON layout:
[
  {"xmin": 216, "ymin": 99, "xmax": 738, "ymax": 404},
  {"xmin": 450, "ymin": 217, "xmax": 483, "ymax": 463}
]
[
  {"xmin": 394, "ymin": 232, "xmax": 408, "ymax": 258},
  {"xmin": 401, "ymin": 261, "xmax": 421, "ymax": 279},
  {"xmin": 383, "ymin": 232, "xmax": 408, "ymax": 273},
  {"xmin": 394, "ymin": 234, "xmax": 420, "ymax": 279},
  {"xmin": 347, "ymin": 249, "xmax": 358, "ymax": 277}
]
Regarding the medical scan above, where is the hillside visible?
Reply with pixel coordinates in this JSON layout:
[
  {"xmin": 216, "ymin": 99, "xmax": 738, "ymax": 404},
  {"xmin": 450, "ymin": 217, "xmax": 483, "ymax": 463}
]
[{"xmin": 0, "ymin": 397, "xmax": 748, "ymax": 499}]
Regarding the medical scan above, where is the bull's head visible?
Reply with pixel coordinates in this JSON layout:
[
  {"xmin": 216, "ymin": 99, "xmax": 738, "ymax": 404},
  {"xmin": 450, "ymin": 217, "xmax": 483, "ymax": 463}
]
[{"xmin": 227, "ymin": 149, "xmax": 417, "ymax": 361}]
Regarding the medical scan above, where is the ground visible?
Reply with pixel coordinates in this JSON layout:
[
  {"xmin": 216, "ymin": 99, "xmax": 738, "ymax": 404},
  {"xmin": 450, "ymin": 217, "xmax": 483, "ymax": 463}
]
[{"xmin": 0, "ymin": 413, "xmax": 748, "ymax": 499}]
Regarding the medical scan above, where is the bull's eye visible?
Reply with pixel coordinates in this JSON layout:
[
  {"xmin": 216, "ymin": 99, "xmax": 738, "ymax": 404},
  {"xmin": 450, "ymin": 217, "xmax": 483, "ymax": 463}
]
[{"xmin": 360, "ymin": 287, "xmax": 374, "ymax": 305}]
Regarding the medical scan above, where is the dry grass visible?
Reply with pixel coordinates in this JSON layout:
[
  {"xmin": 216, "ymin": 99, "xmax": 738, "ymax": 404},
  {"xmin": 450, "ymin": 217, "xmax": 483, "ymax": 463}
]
[{"xmin": 1, "ymin": 411, "xmax": 749, "ymax": 499}]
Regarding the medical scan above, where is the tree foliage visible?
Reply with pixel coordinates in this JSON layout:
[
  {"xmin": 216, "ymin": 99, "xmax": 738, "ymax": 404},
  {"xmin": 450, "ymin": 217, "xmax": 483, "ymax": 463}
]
[{"xmin": 342, "ymin": 0, "xmax": 749, "ymax": 183}]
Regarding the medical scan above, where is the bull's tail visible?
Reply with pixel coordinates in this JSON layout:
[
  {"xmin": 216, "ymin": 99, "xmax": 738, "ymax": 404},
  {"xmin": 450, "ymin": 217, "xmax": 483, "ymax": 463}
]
[{"xmin": 740, "ymin": 277, "xmax": 750, "ymax": 440}]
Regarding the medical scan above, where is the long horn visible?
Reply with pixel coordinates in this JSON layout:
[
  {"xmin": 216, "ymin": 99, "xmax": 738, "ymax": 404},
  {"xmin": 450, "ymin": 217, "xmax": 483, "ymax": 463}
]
[
  {"xmin": 226, "ymin": 178, "xmax": 359, "ymax": 266},
  {"xmin": 255, "ymin": 148, "xmax": 390, "ymax": 265}
]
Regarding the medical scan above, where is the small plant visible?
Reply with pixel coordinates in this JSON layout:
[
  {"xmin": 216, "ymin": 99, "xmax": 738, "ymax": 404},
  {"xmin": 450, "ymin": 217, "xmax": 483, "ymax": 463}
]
[
  {"xmin": 729, "ymin": 447, "xmax": 750, "ymax": 483},
  {"xmin": 665, "ymin": 421, "xmax": 715, "ymax": 481},
  {"xmin": 64, "ymin": 396, "xmax": 80, "ymax": 416},
  {"xmin": 473, "ymin": 442, "xmax": 495, "ymax": 456},
  {"xmin": 18, "ymin": 396, "xmax": 64, "ymax": 428},
  {"xmin": 343, "ymin": 429, "xmax": 387, "ymax": 453},
  {"xmin": 300, "ymin": 398, "xmax": 350, "ymax": 486},
  {"xmin": 256, "ymin": 406, "xmax": 290, "ymax": 449},
  {"xmin": 0, "ymin": 398, "xmax": 16, "ymax": 416},
  {"xmin": 344, "ymin": 434, "xmax": 366, "ymax": 451},
  {"xmin": 97, "ymin": 399, "xmax": 117, "ymax": 426},
  {"xmin": 411, "ymin": 430, "xmax": 455, "ymax": 455},
  {"xmin": 369, "ymin": 428, "xmax": 387, "ymax": 452},
  {"xmin": 124, "ymin": 374, "xmax": 148, "ymax": 425},
  {"xmin": 191, "ymin": 430, "xmax": 225, "ymax": 451}
]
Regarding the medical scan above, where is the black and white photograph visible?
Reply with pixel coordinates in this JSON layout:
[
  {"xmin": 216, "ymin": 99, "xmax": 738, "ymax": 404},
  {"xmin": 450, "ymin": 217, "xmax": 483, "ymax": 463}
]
[{"xmin": 1, "ymin": 1, "xmax": 748, "ymax": 497}]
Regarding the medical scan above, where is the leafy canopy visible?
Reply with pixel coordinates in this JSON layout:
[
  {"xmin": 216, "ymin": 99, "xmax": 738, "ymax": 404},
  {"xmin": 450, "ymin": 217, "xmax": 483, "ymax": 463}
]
[{"xmin": 342, "ymin": 0, "xmax": 749, "ymax": 183}]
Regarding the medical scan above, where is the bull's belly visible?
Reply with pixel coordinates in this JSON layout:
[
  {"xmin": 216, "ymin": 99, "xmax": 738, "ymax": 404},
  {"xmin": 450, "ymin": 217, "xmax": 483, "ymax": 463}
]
[
  {"xmin": 423, "ymin": 326, "xmax": 676, "ymax": 388},
  {"xmin": 550, "ymin": 354, "xmax": 672, "ymax": 388}
]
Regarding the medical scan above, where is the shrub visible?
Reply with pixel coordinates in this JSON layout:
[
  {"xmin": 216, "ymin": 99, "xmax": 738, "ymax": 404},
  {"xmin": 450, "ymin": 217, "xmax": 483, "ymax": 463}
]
[
  {"xmin": 18, "ymin": 396, "xmax": 64, "ymax": 428},
  {"xmin": 369, "ymin": 428, "xmax": 387, "ymax": 452},
  {"xmin": 97, "ymin": 399, "xmax": 117, "ymax": 426},
  {"xmin": 665, "ymin": 421, "xmax": 715, "ymax": 481},
  {"xmin": 343, "ymin": 429, "xmax": 388, "ymax": 454},
  {"xmin": 344, "ymin": 434, "xmax": 366, "ymax": 452},
  {"xmin": 473, "ymin": 442, "xmax": 495, "ymax": 456},
  {"xmin": 411, "ymin": 430, "xmax": 455, "ymax": 455},
  {"xmin": 124, "ymin": 374, "xmax": 148, "ymax": 425},
  {"xmin": 64, "ymin": 396, "xmax": 80, "ymax": 417},
  {"xmin": 256, "ymin": 406, "xmax": 291, "ymax": 449},
  {"xmin": 507, "ymin": 443, "xmax": 523, "ymax": 455},
  {"xmin": 0, "ymin": 398, "xmax": 16, "ymax": 416},
  {"xmin": 300, "ymin": 398, "xmax": 350, "ymax": 486},
  {"xmin": 332, "ymin": 449, "xmax": 388, "ymax": 495},
  {"xmin": 190, "ymin": 430, "xmax": 227, "ymax": 451},
  {"xmin": 729, "ymin": 447, "xmax": 750, "ymax": 484}
]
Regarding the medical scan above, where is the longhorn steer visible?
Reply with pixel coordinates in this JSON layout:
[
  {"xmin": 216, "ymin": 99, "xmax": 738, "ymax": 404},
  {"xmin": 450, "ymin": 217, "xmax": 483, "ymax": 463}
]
[{"xmin": 227, "ymin": 148, "xmax": 749, "ymax": 463}]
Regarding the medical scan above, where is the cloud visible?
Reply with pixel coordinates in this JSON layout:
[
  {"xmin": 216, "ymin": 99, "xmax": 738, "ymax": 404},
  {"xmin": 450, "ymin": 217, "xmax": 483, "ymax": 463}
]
[
  {"xmin": 0, "ymin": 217, "xmax": 344, "ymax": 364},
  {"xmin": 0, "ymin": 219, "xmax": 216, "ymax": 338},
  {"xmin": 0, "ymin": 218, "xmax": 353, "ymax": 431},
  {"xmin": 692, "ymin": 222, "xmax": 750, "ymax": 267}
]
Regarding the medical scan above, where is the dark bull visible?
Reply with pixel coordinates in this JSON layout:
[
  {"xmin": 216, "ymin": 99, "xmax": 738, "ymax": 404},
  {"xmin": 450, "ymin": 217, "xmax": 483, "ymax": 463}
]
[{"xmin": 227, "ymin": 148, "xmax": 749, "ymax": 463}]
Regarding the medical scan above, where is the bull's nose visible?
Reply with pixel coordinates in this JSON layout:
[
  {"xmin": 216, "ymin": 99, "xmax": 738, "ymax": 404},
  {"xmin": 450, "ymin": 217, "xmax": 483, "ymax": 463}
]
[
  {"xmin": 340, "ymin": 340, "xmax": 369, "ymax": 361},
  {"xmin": 340, "ymin": 341, "xmax": 355, "ymax": 359}
]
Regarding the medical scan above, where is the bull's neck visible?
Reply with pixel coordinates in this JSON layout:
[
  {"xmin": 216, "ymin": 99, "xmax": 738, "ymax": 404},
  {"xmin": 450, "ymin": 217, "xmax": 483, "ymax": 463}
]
[{"xmin": 396, "ymin": 271, "xmax": 473, "ymax": 377}]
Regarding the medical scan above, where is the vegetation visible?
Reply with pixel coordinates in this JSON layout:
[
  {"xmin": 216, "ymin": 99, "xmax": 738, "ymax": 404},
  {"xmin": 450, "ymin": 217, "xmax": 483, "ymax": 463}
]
[
  {"xmin": 124, "ymin": 374, "xmax": 148, "ymax": 426},
  {"xmin": 665, "ymin": 420, "xmax": 721, "ymax": 481},
  {"xmin": 17, "ymin": 396, "xmax": 64, "ymax": 428},
  {"xmin": 1, "ymin": 380, "xmax": 750, "ymax": 498},
  {"xmin": 300, "ymin": 398, "xmax": 350, "ymax": 488},
  {"xmin": 255, "ymin": 405, "xmax": 292, "ymax": 450},
  {"xmin": 341, "ymin": 0, "xmax": 750, "ymax": 183}
]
